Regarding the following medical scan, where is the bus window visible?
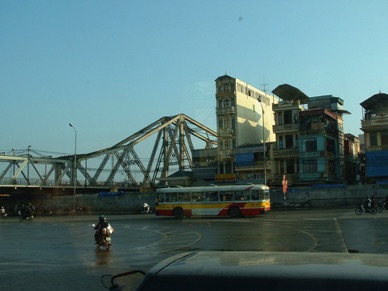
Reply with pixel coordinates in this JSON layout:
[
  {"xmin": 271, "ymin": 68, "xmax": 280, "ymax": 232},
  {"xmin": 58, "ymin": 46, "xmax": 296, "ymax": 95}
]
[
  {"xmin": 191, "ymin": 192, "xmax": 203, "ymax": 202},
  {"xmin": 259, "ymin": 190, "xmax": 265, "ymax": 200},
  {"xmin": 158, "ymin": 194, "xmax": 165, "ymax": 203},
  {"xmin": 220, "ymin": 191, "xmax": 233, "ymax": 201},
  {"xmin": 241, "ymin": 191, "xmax": 251, "ymax": 201},
  {"xmin": 177, "ymin": 193, "xmax": 189, "ymax": 202},
  {"xmin": 251, "ymin": 190, "xmax": 259, "ymax": 201},
  {"xmin": 167, "ymin": 193, "xmax": 177, "ymax": 202},
  {"xmin": 264, "ymin": 189, "xmax": 270, "ymax": 199},
  {"xmin": 234, "ymin": 191, "xmax": 242, "ymax": 200},
  {"xmin": 205, "ymin": 191, "xmax": 219, "ymax": 201}
]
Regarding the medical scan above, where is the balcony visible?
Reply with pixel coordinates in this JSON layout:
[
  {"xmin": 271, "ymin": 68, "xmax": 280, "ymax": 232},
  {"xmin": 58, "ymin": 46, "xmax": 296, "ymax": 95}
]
[
  {"xmin": 368, "ymin": 145, "xmax": 388, "ymax": 151},
  {"xmin": 218, "ymin": 128, "xmax": 234, "ymax": 136},
  {"xmin": 299, "ymin": 122, "xmax": 339, "ymax": 136},
  {"xmin": 273, "ymin": 148, "xmax": 299, "ymax": 158},
  {"xmin": 235, "ymin": 160, "xmax": 271, "ymax": 171},
  {"xmin": 216, "ymin": 107, "xmax": 235, "ymax": 115},
  {"xmin": 273, "ymin": 123, "xmax": 299, "ymax": 133},
  {"xmin": 361, "ymin": 116, "xmax": 388, "ymax": 131},
  {"xmin": 272, "ymin": 101, "xmax": 301, "ymax": 109},
  {"xmin": 219, "ymin": 149, "xmax": 234, "ymax": 158}
]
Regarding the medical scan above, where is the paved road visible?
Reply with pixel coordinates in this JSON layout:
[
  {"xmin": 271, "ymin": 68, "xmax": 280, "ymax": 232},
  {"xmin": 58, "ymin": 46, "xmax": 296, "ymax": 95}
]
[{"xmin": 1, "ymin": 208, "xmax": 388, "ymax": 290}]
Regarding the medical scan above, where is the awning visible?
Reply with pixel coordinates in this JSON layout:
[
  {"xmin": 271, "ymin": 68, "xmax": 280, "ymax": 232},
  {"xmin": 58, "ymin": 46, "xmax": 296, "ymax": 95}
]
[
  {"xmin": 272, "ymin": 84, "xmax": 309, "ymax": 104},
  {"xmin": 360, "ymin": 93, "xmax": 388, "ymax": 110}
]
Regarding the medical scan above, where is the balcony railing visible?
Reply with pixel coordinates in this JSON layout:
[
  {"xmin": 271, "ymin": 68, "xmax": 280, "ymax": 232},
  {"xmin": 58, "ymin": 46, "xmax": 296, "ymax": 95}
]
[
  {"xmin": 216, "ymin": 107, "xmax": 235, "ymax": 115},
  {"xmin": 219, "ymin": 149, "xmax": 234, "ymax": 157},
  {"xmin": 219, "ymin": 128, "xmax": 234, "ymax": 135},
  {"xmin": 273, "ymin": 148, "xmax": 299, "ymax": 158},
  {"xmin": 273, "ymin": 123, "xmax": 299, "ymax": 133},
  {"xmin": 361, "ymin": 116, "xmax": 388, "ymax": 131}
]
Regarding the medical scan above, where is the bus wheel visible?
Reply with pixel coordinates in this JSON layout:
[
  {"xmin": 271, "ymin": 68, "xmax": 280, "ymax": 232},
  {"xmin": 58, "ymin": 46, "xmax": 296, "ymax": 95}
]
[
  {"xmin": 229, "ymin": 206, "xmax": 240, "ymax": 218},
  {"xmin": 173, "ymin": 207, "xmax": 184, "ymax": 219}
]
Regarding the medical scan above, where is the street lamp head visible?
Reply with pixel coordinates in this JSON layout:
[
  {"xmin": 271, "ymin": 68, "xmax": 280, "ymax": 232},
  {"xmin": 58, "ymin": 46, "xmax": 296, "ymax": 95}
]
[{"xmin": 69, "ymin": 123, "xmax": 73, "ymax": 128}]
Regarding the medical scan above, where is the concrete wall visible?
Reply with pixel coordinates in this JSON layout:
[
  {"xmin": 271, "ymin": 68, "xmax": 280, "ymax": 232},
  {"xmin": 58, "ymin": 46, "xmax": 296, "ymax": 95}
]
[
  {"xmin": 6, "ymin": 184, "xmax": 388, "ymax": 216},
  {"xmin": 270, "ymin": 184, "xmax": 388, "ymax": 209}
]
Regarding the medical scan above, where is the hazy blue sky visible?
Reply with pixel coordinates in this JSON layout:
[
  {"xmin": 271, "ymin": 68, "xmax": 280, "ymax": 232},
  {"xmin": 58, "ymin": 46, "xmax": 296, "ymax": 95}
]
[{"xmin": 1, "ymin": 0, "xmax": 387, "ymax": 157}]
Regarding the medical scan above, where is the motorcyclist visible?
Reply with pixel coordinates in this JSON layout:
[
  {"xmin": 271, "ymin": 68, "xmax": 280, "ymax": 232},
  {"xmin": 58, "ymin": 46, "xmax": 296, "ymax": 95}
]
[
  {"xmin": 143, "ymin": 202, "xmax": 150, "ymax": 213},
  {"xmin": 363, "ymin": 197, "xmax": 372, "ymax": 211},
  {"xmin": 371, "ymin": 195, "xmax": 375, "ymax": 208},
  {"xmin": 19, "ymin": 204, "xmax": 28, "ymax": 219},
  {"xmin": 94, "ymin": 215, "xmax": 113, "ymax": 244}
]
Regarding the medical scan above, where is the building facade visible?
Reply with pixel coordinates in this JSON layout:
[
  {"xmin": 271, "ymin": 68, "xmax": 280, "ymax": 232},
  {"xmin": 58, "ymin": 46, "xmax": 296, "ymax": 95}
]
[
  {"xmin": 271, "ymin": 84, "xmax": 308, "ymax": 185},
  {"xmin": 215, "ymin": 74, "xmax": 277, "ymax": 183},
  {"xmin": 360, "ymin": 93, "xmax": 388, "ymax": 184},
  {"xmin": 271, "ymin": 87, "xmax": 349, "ymax": 186}
]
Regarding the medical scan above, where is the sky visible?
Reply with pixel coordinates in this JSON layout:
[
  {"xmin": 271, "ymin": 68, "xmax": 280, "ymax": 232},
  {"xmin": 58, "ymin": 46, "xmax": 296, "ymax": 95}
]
[{"xmin": 1, "ymin": 0, "xmax": 388, "ymax": 158}]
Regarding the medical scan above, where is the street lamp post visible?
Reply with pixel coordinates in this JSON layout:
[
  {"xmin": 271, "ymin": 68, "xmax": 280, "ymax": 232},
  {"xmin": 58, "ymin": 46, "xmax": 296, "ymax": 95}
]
[
  {"xmin": 69, "ymin": 123, "xmax": 77, "ymax": 214},
  {"xmin": 27, "ymin": 145, "xmax": 31, "ymax": 185},
  {"xmin": 258, "ymin": 98, "xmax": 266, "ymax": 185}
]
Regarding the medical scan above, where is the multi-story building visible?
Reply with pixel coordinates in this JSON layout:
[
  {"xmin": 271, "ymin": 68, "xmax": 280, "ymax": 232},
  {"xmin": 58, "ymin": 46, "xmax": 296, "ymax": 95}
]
[
  {"xmin": 360, "ymin": 92, "xmax": 388, "ymax": 184},
  {"xmin": 271, "ymin": 84, "xmax": 308, "ymax": 185},
  {"xmin": 215, "ymin": 74, "xmax": 278, "ymax": 183},
  {"xmin": 271, "ymin": 87, "xmax": 349, "ymax": 185},
  {"xmin": 298, "ymin": 108, "xmax": 343, "ymax": 183}
]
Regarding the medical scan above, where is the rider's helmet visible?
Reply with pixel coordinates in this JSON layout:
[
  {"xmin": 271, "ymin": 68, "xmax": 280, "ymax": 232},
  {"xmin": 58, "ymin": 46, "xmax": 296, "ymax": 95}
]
[{"xmin": 99, "ymin": 215, "xmax": 106, "ymax": 223}]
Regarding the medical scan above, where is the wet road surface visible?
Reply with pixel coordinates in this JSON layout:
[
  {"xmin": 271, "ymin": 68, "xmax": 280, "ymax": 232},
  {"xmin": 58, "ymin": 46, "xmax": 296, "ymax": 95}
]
[{"xmin": 1, "ymin": 208, "xmax": 388, "ymax": 290}]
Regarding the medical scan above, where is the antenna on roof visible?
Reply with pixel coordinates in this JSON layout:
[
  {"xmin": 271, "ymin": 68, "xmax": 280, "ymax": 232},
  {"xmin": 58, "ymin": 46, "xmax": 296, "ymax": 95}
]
[{"xmin": 260, "ymin": 75, "xmax": 269, "ymax": 93}]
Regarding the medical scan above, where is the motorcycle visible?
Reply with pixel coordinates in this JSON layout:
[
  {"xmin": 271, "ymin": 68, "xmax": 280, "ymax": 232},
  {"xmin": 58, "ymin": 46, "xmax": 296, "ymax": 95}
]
[
  {"xmin": 18, "ymin": 211, "xmax": 34, "ymax": 222},
  {"xmin": 377, "ymin": 200, "xmax": 385, "ymax": 213},
  {"xmin": 1, "ymin": 206, "xmax": 7, "ymax": 218},
  {"xmin": 93, "ymin": 224, "xmax": 114, "ymax": 250},
  {"xmin": 355, "ymin": 203, "xmax": 377, "ymax": 215}
]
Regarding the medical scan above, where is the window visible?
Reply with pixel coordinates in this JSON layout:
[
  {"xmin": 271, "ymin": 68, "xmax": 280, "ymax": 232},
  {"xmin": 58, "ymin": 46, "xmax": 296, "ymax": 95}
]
[
  {"xmin": 220, "ymin": 191, "xmax": 233, "ymax": 201},
  {"xmin": 204, "ymin": 192, "xmax": 219, "ymax": 201},
  {"xmin": 285, "ymin": 135, "xmax": 294, "ymax": 149},
  {"xmin": 302, "ymin": 138, "xmax": 317, "ymax": 152},
  {"xmin": 284, "ymin": 110, "xmax": 292, "ymax": 124},
  {"xmin": 191, "ymin": 192, "xmax": 203, "ymax": 202},
  {"xmin": 382, "ymin": 132, "xmax": 388, "ymax": 146},
  {"xmin": 326, "ymin": 139, "xmax": 335, "ymax": 153},
  {"xmin": 302, "ymin": 159, "xmax": 317, "ymax": 173},
  {"xmin": 370, "ymin": 133, "xmax": 377, "ymax": 146},
  {"xmin": 279, "ymin": 136, "xmax": 284, "ymax": 149},
  {"xmin": 218, "ymin": 118, "xmax": 223, "ymax": 130},
  {"xmin": 277, "ymin": 112, "xmax": 283, "ymax": 125},
  {"xmin": 286, "ymin": 159, "xmax": 295, "ymax": 174}
]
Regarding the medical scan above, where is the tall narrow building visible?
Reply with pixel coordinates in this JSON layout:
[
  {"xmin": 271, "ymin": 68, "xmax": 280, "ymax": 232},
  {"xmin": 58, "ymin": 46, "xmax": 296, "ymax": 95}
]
[{"xmin": 215, "ymin": 74, "xmax": 277, "ymax": 182}]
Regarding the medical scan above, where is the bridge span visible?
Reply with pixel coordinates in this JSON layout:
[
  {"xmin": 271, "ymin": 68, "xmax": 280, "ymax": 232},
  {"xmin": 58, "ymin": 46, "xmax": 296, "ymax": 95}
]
[{"xmin": 0, "ymin": 114, "xmax": 217, "ymax": 196}]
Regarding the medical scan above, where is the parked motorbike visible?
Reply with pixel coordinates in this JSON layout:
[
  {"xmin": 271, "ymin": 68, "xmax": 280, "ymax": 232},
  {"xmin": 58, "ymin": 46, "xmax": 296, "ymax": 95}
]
[
  {"xmin": 93, "ymin": 224, "xmax": 114, "ymax": 250},
  {"xmin": 355, "ymin": 203, "xmax": 377, "ymax": 215}
]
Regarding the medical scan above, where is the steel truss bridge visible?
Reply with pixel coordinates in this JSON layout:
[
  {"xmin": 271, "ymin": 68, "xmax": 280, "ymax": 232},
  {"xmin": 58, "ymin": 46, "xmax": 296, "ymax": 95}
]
[{"xmin": 0, "ymin": 114, "xmax": 217, "ymax": 195}]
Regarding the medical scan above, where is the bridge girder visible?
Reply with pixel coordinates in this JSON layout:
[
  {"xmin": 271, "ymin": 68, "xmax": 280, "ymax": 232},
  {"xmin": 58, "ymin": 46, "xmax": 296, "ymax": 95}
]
[{"xmin": 0, "ymin": 114, "xmax": 217, "ymax": 190}]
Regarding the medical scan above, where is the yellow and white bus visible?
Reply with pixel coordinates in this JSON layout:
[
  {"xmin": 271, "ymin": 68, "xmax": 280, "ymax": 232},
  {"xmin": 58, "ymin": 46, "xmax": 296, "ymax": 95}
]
[{"xmin": 155, "ymin": 184, "xmax": 270, "ymax": 219}]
